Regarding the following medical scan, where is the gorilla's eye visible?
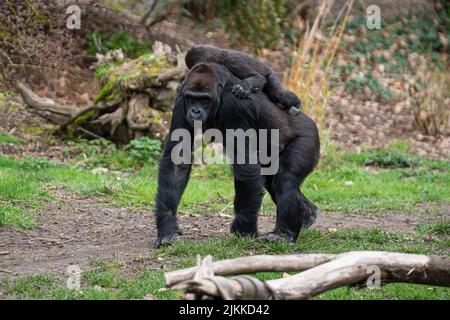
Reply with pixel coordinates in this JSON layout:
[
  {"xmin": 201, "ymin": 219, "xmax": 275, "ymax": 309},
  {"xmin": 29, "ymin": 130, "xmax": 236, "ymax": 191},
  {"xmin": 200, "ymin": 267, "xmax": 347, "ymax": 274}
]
[
  {"xmin": 185, "ymin": 91, "xmax": 212, "ymax": 105},
  {"xmin": 187, "ymin": 97, "xmax": 210, "ymax": 108},
  {"xmin": 199, "ymin": 97, "xmax": 211, "ymax": 105}
]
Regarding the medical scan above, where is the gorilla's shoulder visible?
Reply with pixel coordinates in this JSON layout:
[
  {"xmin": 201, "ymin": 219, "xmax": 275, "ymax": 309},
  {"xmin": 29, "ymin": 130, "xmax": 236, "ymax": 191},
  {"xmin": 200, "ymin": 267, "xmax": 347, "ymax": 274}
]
[{"xmin": 221, "ymin": 91, "xmax": 274, "ymax": 116}]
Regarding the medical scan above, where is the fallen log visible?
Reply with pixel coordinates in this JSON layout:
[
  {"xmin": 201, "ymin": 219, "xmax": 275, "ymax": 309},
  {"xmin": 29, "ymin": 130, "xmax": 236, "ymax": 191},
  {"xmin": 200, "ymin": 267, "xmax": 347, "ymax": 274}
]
[
  {"xmin": 267, "ymin": 251, "xmax": 450, "ymax": 300},
  {"xmin": 165, "ymin": 254, "xmax": 335, "ymax": 287},
  {"xmin": 166, "ymin": 251, "xmax": 450, "ymax": 300}
]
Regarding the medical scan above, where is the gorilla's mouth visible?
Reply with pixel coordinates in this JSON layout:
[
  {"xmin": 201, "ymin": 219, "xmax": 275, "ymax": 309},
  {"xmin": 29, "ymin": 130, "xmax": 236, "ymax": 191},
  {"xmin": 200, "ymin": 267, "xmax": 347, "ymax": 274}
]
[{"xmin": 186, "ymin": 105, "xmax": 208, "ymax": 126}]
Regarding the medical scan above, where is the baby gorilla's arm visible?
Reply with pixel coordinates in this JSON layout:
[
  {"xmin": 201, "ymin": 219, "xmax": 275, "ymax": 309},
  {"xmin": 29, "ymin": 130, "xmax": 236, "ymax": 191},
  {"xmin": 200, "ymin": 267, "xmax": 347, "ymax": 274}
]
[{"xmin": 223, "ymin": 56, "xmax": 268, "ymax": 99}]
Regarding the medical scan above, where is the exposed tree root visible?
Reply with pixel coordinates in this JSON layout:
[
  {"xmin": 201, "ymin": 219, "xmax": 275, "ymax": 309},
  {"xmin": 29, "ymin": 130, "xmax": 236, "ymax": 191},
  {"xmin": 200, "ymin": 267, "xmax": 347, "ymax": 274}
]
[{"xmin": 16, "ymin": 46, "xmax": 185, "ymax": 143}]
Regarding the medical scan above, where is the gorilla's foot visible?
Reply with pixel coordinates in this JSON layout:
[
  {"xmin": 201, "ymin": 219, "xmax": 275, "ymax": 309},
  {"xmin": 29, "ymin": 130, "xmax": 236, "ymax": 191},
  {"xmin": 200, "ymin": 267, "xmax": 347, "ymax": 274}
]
[
  {"xmin": 230, "ymin": 216, "xmax": 257, "ymax": 237},
  {"xmin": 258, "ymin": 231, "xmax": 295, "ymax": 243},
  {"xmin": 302, "ymin": 208, "xmax": 318, "ymax": 230},
  {"xmin": 154, "ymin": 227, "xmax": 182, "ymax": 248},
  {"xmin": 302, "ymin": 199, "xmax": 319, "ymax": 229},
  {"xmin": 288, "ymin": 106, "xmax": 301, "ymax": 116}
]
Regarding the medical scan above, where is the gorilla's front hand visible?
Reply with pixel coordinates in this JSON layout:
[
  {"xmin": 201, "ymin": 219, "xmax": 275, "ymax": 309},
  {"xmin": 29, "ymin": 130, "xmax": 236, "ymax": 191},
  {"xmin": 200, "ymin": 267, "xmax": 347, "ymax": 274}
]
[{"xmin": 155, "ymin": 224, "xmax": 182, "ymax": 248}]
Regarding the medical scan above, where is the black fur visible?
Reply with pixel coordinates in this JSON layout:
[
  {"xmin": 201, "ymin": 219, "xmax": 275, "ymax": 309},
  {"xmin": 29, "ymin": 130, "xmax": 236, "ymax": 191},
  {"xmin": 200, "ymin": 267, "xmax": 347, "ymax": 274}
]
[
  {"xmin": 185, "ymin": 44, "xmax": 301, "ymax": 112},
  {"xmin": 154, "ymin": 63, "xmax": 319, "ymax": 248}
]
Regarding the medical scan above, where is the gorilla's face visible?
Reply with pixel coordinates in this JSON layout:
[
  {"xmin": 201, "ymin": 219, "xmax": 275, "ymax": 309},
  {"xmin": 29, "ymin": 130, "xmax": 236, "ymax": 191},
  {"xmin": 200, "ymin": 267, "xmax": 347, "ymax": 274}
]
[
  {"xmin": 184, "ymin": 90, "xmax": 213, "ymax": 125},
  {"xmin": 182, "ymin": 63, "xmax": 228, "ymax": 126}
]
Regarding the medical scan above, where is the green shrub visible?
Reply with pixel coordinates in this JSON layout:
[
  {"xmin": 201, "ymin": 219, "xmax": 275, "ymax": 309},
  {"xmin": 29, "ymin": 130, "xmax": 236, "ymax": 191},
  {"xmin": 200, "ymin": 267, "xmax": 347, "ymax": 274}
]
[
  {"xmin": 214, "ymin": 0, "xmax": 287, "ymax": 50},
  {"xmin": 0, "ymin": 133, "xmax": 22, "ymax": 145},
  {"xmin": 363, "ymin": 151, "xmax": 419, "ymax": 168},
  {"xmin": 128, "ymin": 137, "xmax": 162, "ymax": 162},
  {"xmin": 21, "ymin": 157, "xmax": 60, "ymax": 170},
  {"xmin": 86, "ymin": 29, "xmax": 151, "ymax": 58},
  {"xmin": 69, "ymin": 139, "xmax": 135, "ymax": 170},
  {"xmin": 344, "ymin": 72, "xmax": 393, "ymax": 103},
  {"xmin": 66, "ymin": 138, "xmax": 161, "ymax": 170},
  {"xmin": 337, "ymin": 13, "xmax": 449, "ymax": 102}
]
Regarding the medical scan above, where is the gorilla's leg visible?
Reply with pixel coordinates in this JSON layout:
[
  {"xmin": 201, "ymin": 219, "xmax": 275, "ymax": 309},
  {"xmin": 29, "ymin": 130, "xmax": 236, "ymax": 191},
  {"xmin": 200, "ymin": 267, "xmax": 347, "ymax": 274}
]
[
  {"xmin": 230, "ymin": 164, "xmax": 264, "ymax": 237},
  {"xmin": 269, "ymin": 171, "xmax": 305, "ymax": 241},
  {"xmin": 264, "ymin": 73, "xmax": 302, "ymax": 115},
  {"xmin": 264, "ymin": 175, "xmax": 277, "ymax": 204},
  {"xmin": 261, "ymin": 136, "xmax": 319, "ymax": 242},
  {"xmin": 154, "ymin": 103, "xmax": 194, "ymax": 248},
  {"xmin": 300, "ymin": 193, "xmax": 318, "ymax": 229},
  {"xmin": 264, "ymin": 175, "xmax": 317, "ymax": 230}
]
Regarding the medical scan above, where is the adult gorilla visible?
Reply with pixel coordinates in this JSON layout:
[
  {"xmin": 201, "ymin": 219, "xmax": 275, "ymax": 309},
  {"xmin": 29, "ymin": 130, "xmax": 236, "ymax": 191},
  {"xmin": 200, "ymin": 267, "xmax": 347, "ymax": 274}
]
[{"xmin": 154, "ymin": 63, "xmax": 320, "ymax": 248}]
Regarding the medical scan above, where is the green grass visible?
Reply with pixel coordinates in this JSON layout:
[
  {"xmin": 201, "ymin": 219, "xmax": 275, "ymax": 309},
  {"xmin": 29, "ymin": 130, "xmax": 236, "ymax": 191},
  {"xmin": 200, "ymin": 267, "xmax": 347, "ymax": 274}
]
[
  {"xmin": 308, "ymin": 152, "xmax": 449, "ymax": 213},
  {"xmin": 0, "ymin": 203, "xmax": 36, "ymax": 229},
  {"xmin": 1, "ymin": 149, "xmax": 449, "ymax": 229},
  {"xmin": 0, "ymin": 133, "xmax": 22, "ymax": 144},
  {"xmin": 3, "ymin": 228, "xmax": 449, "ymax": 300},
  {"xmin": 416, "ymin": 220, "xmax": 450, "ymax": 236},
  {"xmin": 1, "ymin": 150, "xmax": 449, "ymax": 300}
]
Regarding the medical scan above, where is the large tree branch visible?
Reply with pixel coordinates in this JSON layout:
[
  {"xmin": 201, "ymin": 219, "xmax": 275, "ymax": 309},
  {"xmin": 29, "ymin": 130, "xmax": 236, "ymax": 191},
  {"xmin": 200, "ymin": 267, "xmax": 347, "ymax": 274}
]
[
  {"xmin": 267, "ymin": 251, "xmax": 450, "ymax": 300},
  {"xmin": 165, "ymin": 254, "xmax": 335, "ymax": 287},
  {"xmin": 166, "ymin": 251, "xmax": 450, "ymax": 300}
]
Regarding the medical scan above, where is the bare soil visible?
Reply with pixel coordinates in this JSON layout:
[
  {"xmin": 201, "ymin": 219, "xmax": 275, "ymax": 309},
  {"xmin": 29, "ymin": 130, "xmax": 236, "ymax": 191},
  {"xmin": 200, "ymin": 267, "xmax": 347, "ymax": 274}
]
[{"xmin": 1, "ymin": 190, "xmax": 448, "ymax": 280}]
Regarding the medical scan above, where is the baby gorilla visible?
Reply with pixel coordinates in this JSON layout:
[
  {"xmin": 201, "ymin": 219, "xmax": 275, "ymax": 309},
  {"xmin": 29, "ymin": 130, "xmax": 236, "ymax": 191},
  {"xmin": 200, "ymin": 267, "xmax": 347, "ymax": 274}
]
[{"xmin": 185, "ymin": 44, "xmax": 302, "ymax": 115}]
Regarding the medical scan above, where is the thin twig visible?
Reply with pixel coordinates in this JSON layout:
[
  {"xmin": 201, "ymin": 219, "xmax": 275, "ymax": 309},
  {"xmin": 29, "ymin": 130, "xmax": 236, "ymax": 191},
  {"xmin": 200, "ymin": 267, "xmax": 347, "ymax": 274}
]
[
  {"xmin": 0, "ymin": 268, "xmax": 15, "ymax": 275},
  {"xmin": 141, "ymin": 0, "xmax": 159, "ymax": 24},
  {"xmin": 75, "ymin": 126, "xmax": 106, "ymax": 141},
  {"xmin": 1, "ymin": 51, "xmax": 13, "ymax": 64}
]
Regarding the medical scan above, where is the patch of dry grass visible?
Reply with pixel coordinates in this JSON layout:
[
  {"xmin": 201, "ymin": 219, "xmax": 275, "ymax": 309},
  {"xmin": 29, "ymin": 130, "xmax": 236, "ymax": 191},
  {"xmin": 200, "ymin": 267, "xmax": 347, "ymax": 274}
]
[
  {"xmin": 287, "ymin": 0, "xmax": 353, "ymax": 138},
  {"xmin": 407, "ymin": 62, "xmax": 450, "ymax": 136}
]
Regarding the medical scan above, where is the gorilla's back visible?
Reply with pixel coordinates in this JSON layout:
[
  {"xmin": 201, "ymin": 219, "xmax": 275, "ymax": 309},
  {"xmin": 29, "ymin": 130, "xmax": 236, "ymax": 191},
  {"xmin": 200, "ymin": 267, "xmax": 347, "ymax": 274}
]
[{"xmin": 250, "ymin": 93, "xmax": 320, "ymax": 147}]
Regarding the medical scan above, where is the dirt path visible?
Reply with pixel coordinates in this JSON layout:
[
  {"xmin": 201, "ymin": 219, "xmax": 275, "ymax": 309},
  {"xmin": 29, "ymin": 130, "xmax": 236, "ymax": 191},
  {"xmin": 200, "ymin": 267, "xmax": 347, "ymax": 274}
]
[{"xmin": 1, "ymin": 192, "xmax": 448, "ymax": 279}]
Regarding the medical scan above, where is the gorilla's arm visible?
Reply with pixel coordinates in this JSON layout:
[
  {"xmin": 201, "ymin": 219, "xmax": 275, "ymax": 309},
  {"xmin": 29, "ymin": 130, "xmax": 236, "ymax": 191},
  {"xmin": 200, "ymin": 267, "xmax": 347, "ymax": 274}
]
[
  {"xmin": 221, "ymin": 109, "xmax": 265, "ymax": 236},
  {"xmin": 224, "ymin": 56, "xmax": 268, "ymax": 98},
  {"xmin": 155, "ymin": 99, "xmax": 193, "ymax": 248},
  {"xmin": 230, "ymin": 163, "xmax": 264, "ymax": 236}
]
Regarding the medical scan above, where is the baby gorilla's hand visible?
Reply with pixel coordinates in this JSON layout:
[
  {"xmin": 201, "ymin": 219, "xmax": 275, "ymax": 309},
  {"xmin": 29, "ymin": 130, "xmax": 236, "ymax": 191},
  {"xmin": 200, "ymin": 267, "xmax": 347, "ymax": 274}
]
[{"xmin": 232, "ymin": 81, "xmax": 252, "ymax": 99}]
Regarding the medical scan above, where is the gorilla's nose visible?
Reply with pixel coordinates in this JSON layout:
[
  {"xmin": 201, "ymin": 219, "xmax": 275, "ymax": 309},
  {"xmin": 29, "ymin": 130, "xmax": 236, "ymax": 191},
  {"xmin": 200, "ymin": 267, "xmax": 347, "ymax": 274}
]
[{"xmin": 191, "ymin": 107, "xmax": 202, "ymax": 119}]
